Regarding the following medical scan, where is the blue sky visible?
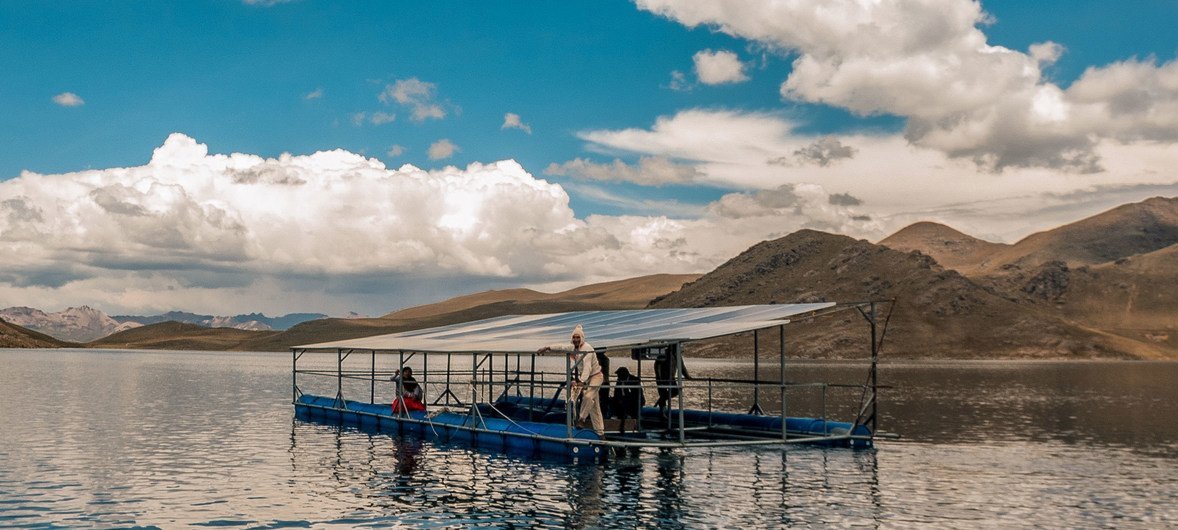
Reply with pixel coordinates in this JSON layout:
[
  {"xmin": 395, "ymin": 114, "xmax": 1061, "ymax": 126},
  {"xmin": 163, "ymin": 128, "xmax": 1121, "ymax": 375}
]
[{"xmin": 2, "ymin": 0, "xmax": 1177, "ymax": 316}]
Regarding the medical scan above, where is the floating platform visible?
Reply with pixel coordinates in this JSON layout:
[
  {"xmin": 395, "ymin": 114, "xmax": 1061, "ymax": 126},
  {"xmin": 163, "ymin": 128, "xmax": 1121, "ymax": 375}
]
[{"xmin": 292, "ymin": 302, "xmax": 892, "ymax": 461}]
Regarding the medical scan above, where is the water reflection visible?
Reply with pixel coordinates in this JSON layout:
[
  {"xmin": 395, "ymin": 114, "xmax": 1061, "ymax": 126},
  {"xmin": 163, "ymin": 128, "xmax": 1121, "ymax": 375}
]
[
  {"xmin": 2, "ymin": 350, "xmax": 1175, "ymax": 528},
  {"xmin": 284, "ymin": 418, "xmax": 890, "ymax": 528}
]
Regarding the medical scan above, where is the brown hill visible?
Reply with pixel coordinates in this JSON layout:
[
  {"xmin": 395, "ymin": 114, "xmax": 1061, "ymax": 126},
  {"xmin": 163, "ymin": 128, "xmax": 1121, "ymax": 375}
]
[
  {"xmin": 977, "ymin": 196, "xmax": 1178, "ymax": 273},
  {"xmin": 88, "ymin": 321, "xmax": 278, "ymax": 351},
  {"xmin": 160, "ymin": 273, "xmax": 700, "ymax": 352},
  {"xmin": 0, "ymin": 318, "xmax": 75, "ymax": 348},
  {"xmin": 649, "ymin": 229, "xmax": 1172, "ymax": 359},
  {"xmin": 881, "ymin": 198, "xmax": 1177, "ymax": 357},
  {"xmin": 382, "ymin": 274, "xmax": 700, "ymax": 320},
  {"xmin": 879, "ymin": 221, "xmax": 1008, "ymax": 275}
]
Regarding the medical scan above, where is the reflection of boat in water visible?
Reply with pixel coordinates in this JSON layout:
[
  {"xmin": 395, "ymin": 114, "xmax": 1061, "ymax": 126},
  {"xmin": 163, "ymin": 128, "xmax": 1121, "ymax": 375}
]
[{"xmin": 292, "ymin": 302, "xmax": 892, "ymax": 460}]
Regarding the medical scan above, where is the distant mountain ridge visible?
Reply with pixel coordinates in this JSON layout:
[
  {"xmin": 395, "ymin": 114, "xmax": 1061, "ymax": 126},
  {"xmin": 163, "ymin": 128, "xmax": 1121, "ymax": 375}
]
[
  {"xmin": 110, "ymin": 311, "xmax": 328, "ymax": 331},
  {"xmin": 0, "ymin": 306, "xmax": 328, "ymax": 342},
  {"xmin": 92, "ymin": 273, "xmax": 702, "ymax": 352}
]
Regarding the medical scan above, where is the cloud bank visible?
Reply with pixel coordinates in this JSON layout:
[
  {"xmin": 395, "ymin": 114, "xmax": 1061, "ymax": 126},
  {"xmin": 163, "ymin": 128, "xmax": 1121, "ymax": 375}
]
[
  {"xmin": 637, "ymin": 0, "xmax": 1178, "ymax": 173},
  {"xmin": 0, "ymin": 134, "xmax": 879, "ymax": 315}
]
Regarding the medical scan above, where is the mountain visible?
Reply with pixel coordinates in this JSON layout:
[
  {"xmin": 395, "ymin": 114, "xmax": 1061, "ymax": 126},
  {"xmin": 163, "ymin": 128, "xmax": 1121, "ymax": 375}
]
[
  {"xmin": 88, "ymin": 321, "xmax": 278, "ymax": 351},
  {"xmin": 0, "ymin": 318, "xmax": 75, "ymax": 348},
  {"xmin": 650, "ymin": 229, "xmax": 1172, "ymax": 359},
  {"xmin": 981, "ymin": 196, "xmax": 1176, "ymax": 274},
  {"xmin": 879, "ymin": 221, "xmax": 1009, "ymax": 275},
  {"xmin": 0, "ymin": 306, "xmax": 122, "ymax": 342},
  {"xmin": 383, "ymin": 274, "xmax": 700, "ymax": 320},
  {"xmin": 111, "ymin": 311, "xmax": 327, "ymax": 331},
  {"xmin": 878, "ymin": 196, "xmax": 1178, "ymax": 358}
]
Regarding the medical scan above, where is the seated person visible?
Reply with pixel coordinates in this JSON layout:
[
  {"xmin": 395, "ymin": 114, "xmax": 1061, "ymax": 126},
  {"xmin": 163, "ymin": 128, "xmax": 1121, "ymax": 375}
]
[
  {"xmin": 391, "ymin": 367, "xmax": 426, "ymax": 414},
  {"xmin": 611, "ymin": 366, "xmax": 645, "ymax": 432}
]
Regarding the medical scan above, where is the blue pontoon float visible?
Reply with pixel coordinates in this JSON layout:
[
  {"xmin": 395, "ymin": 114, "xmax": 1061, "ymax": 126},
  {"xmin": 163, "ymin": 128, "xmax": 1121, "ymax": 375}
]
[{"xmin": 291, "ymin": 301, "xmax": 892, "ymax": 460}]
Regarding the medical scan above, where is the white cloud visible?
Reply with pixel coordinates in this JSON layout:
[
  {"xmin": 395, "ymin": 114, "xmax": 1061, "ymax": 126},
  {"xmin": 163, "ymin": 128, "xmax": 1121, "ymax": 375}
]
[
  {"xmin": 243, "ymin": 0, "xmax": 293, "ymax": 6},
  {"xmin": 544, "ymin": 156, "xmax": 701, "ymax": 186},
  {"xmin": 53, "ymin": 92, "xmax": 84, "ymax": 107},
  {"xmin": 501, "ymin": 113, "xmax": 532, "ymax": 134},
  {"xmin": 386, "ymin": 145, "xmax": 406, "ymax": 158},
  {"xmin": 380, "ymin": 78, "xmax": 447, "ymax": 122},
  {"xmin": 0, "ymin": 134, "xmax": 887, "ymax": 315},
  {"xmin": 1029, "ymin": 41, "xmax": 1064, "ymax": 65},
  {"xmin": 668, "ymin": 70, "xmax": 692, "ymax": 91},
  {"xmin": 636, "ymin": 0, "xmax": 1178, "ymax": 173},
  {"xmin": 428, "ymin": 139, "xmax": 459, "ymax": 160},
  {"xmin": 350, "ymin": 112, "xmax": 367, "ymax": 126},
  {"xmin": 369, "ymin": 111, "xmax": 396, "ymax": 125},
  {"xmin": 304, "ymin": 88, "xmax": 324, "ymax": 100},
  {"xmin": 693, "ymin": 49, "xmax": 749, "ymax": 85}
]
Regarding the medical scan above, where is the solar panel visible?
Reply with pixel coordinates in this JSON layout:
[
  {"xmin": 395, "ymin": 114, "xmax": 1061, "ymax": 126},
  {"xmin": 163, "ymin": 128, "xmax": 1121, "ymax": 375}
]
[{"xmin": 295, "ymin": 303, "xmax": 836, "ymax": 353}]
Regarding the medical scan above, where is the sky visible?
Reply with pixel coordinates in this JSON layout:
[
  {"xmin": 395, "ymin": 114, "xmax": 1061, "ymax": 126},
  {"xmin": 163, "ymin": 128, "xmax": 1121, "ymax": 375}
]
[{"xmin": 2, "ymin": 0, "xmax": 1177, "ymax": 317}]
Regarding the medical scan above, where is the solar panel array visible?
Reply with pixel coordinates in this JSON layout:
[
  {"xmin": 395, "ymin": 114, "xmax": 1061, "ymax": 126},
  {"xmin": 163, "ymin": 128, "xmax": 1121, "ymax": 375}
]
[{"xmin": 296, "ymin": 303, "xmax": 836, "ymax": 353}]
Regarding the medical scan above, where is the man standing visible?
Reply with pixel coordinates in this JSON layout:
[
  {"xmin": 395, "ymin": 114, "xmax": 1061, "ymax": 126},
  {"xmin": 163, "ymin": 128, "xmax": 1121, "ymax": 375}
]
[{"xmin": 538, "ymin": 324, "xmax": 604, "ymax": 437}]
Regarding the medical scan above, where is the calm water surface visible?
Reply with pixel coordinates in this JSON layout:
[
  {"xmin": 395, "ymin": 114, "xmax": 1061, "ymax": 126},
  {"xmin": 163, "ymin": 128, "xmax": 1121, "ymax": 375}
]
[{"xmin": 1, "ymin": 349, "xmax": 1175, "ymax": 528}]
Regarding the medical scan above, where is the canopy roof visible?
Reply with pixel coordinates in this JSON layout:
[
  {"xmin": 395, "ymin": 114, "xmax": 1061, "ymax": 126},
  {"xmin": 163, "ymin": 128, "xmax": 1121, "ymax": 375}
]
[{"xmin": 295, "ymin": 303, "xmax": 836, "ymax": 353}]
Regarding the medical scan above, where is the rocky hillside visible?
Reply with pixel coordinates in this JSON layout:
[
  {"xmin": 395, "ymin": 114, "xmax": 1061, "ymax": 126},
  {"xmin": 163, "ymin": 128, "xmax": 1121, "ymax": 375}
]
[
  {"xmin": 89, "ymin": 321, "xmax": 278, "ymax": 351},
  {"xmin": 650, "ymin": 229, "xmax": 1171, "ymax": 359},
  {"xmin": 877, "ymin": 196, "xmax": 1177, "ymax": 358},
  {"xmin": 0, "ymin": 319, "xmax": 75, "ymax": 348}
]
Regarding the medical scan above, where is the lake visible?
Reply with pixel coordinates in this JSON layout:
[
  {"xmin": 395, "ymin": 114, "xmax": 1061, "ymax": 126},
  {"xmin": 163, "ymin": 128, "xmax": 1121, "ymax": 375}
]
[{"xmin": 1, "ymin": 349, "xmax": 1175, "ymax": 528}]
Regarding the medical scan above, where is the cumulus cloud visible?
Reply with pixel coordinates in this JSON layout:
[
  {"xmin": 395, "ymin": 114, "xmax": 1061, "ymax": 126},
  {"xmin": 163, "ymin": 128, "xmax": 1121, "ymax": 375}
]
[
  {"xmin": 428, "ymin": 139, "xmax": 459, "ymax": 160},
  {"xmin": 636, "ymin": 0, "xmax": 1178, "ymax": 173},
  {"xmin": 502, "ymin": 112, "xmax": 532, "ymax": 134},
  {"xmin": 304, "ymin": 88, "xmax": 324, "ymax": 100},
  {"xmin": 0, "ymin": 134, "xmax": 890, "ymax": 315},
  {"xmin": 544, "ymin": 156, "xmax": 702, "ymax": 186},
  {"xmin": 380, "ymin": 78, "xmax": 447, "ymax": 122},
  {"xmin": 386, "ymin": 145, "xmax": 406, "ymax": 158},
  {"xmin": 693, "ymin": 49, "xmax": 749, "ymax": 85},
  {"xmin": 53, "ymin": 92, "xmax": 84, "ymax": 107}
]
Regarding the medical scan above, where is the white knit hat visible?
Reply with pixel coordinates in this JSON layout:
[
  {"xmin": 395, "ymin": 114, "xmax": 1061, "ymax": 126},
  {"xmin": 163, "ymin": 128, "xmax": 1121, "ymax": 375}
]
[{"xmin": 571, "ymin": 324, "xmax": 585, "ymax": 339}]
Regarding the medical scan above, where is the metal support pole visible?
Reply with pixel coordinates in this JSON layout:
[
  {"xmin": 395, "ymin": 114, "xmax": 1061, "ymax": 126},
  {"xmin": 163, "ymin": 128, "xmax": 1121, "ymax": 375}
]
[
  {"xmin": 291, "ymin": 349, "xmax": 297, "ymax": 404},
  {"xmin": 676, "ymin": 344, "xmax": 685, "ymax": 443},
  {"xmin": 565, "ymin": 349, "xmax": 573, "ymax": 439},
  {"xmin": 870, "ymin": 302, "xmax": 879, "ymax": 436},
  {"xmin": 529, "ymin": 352, "xmax": 536, "ymax": 417},
  {"xmin": 422, "ymin": 351, "xmax": 428, "ymax": 407},
  {"xmin": 335, "ymin": 348, "xmax": 343, "ymax": 407},
  {"xmin": 397, "ymin": 350, "xmax": 405, "ymax": 417},
  {"xmin": 780, "ymin": 324, "xmax": 787, "ymax": 442},
  {"xmin": 370, "ymin": 349, "xmax": 376, "ymax": 404},
  {"xmin": 472, "ymin": 353, "xmax": 479, "ymax": 413},
  {"xmin": 749, "ymin": 330, "xmax": 763, "ymax": 415}
]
